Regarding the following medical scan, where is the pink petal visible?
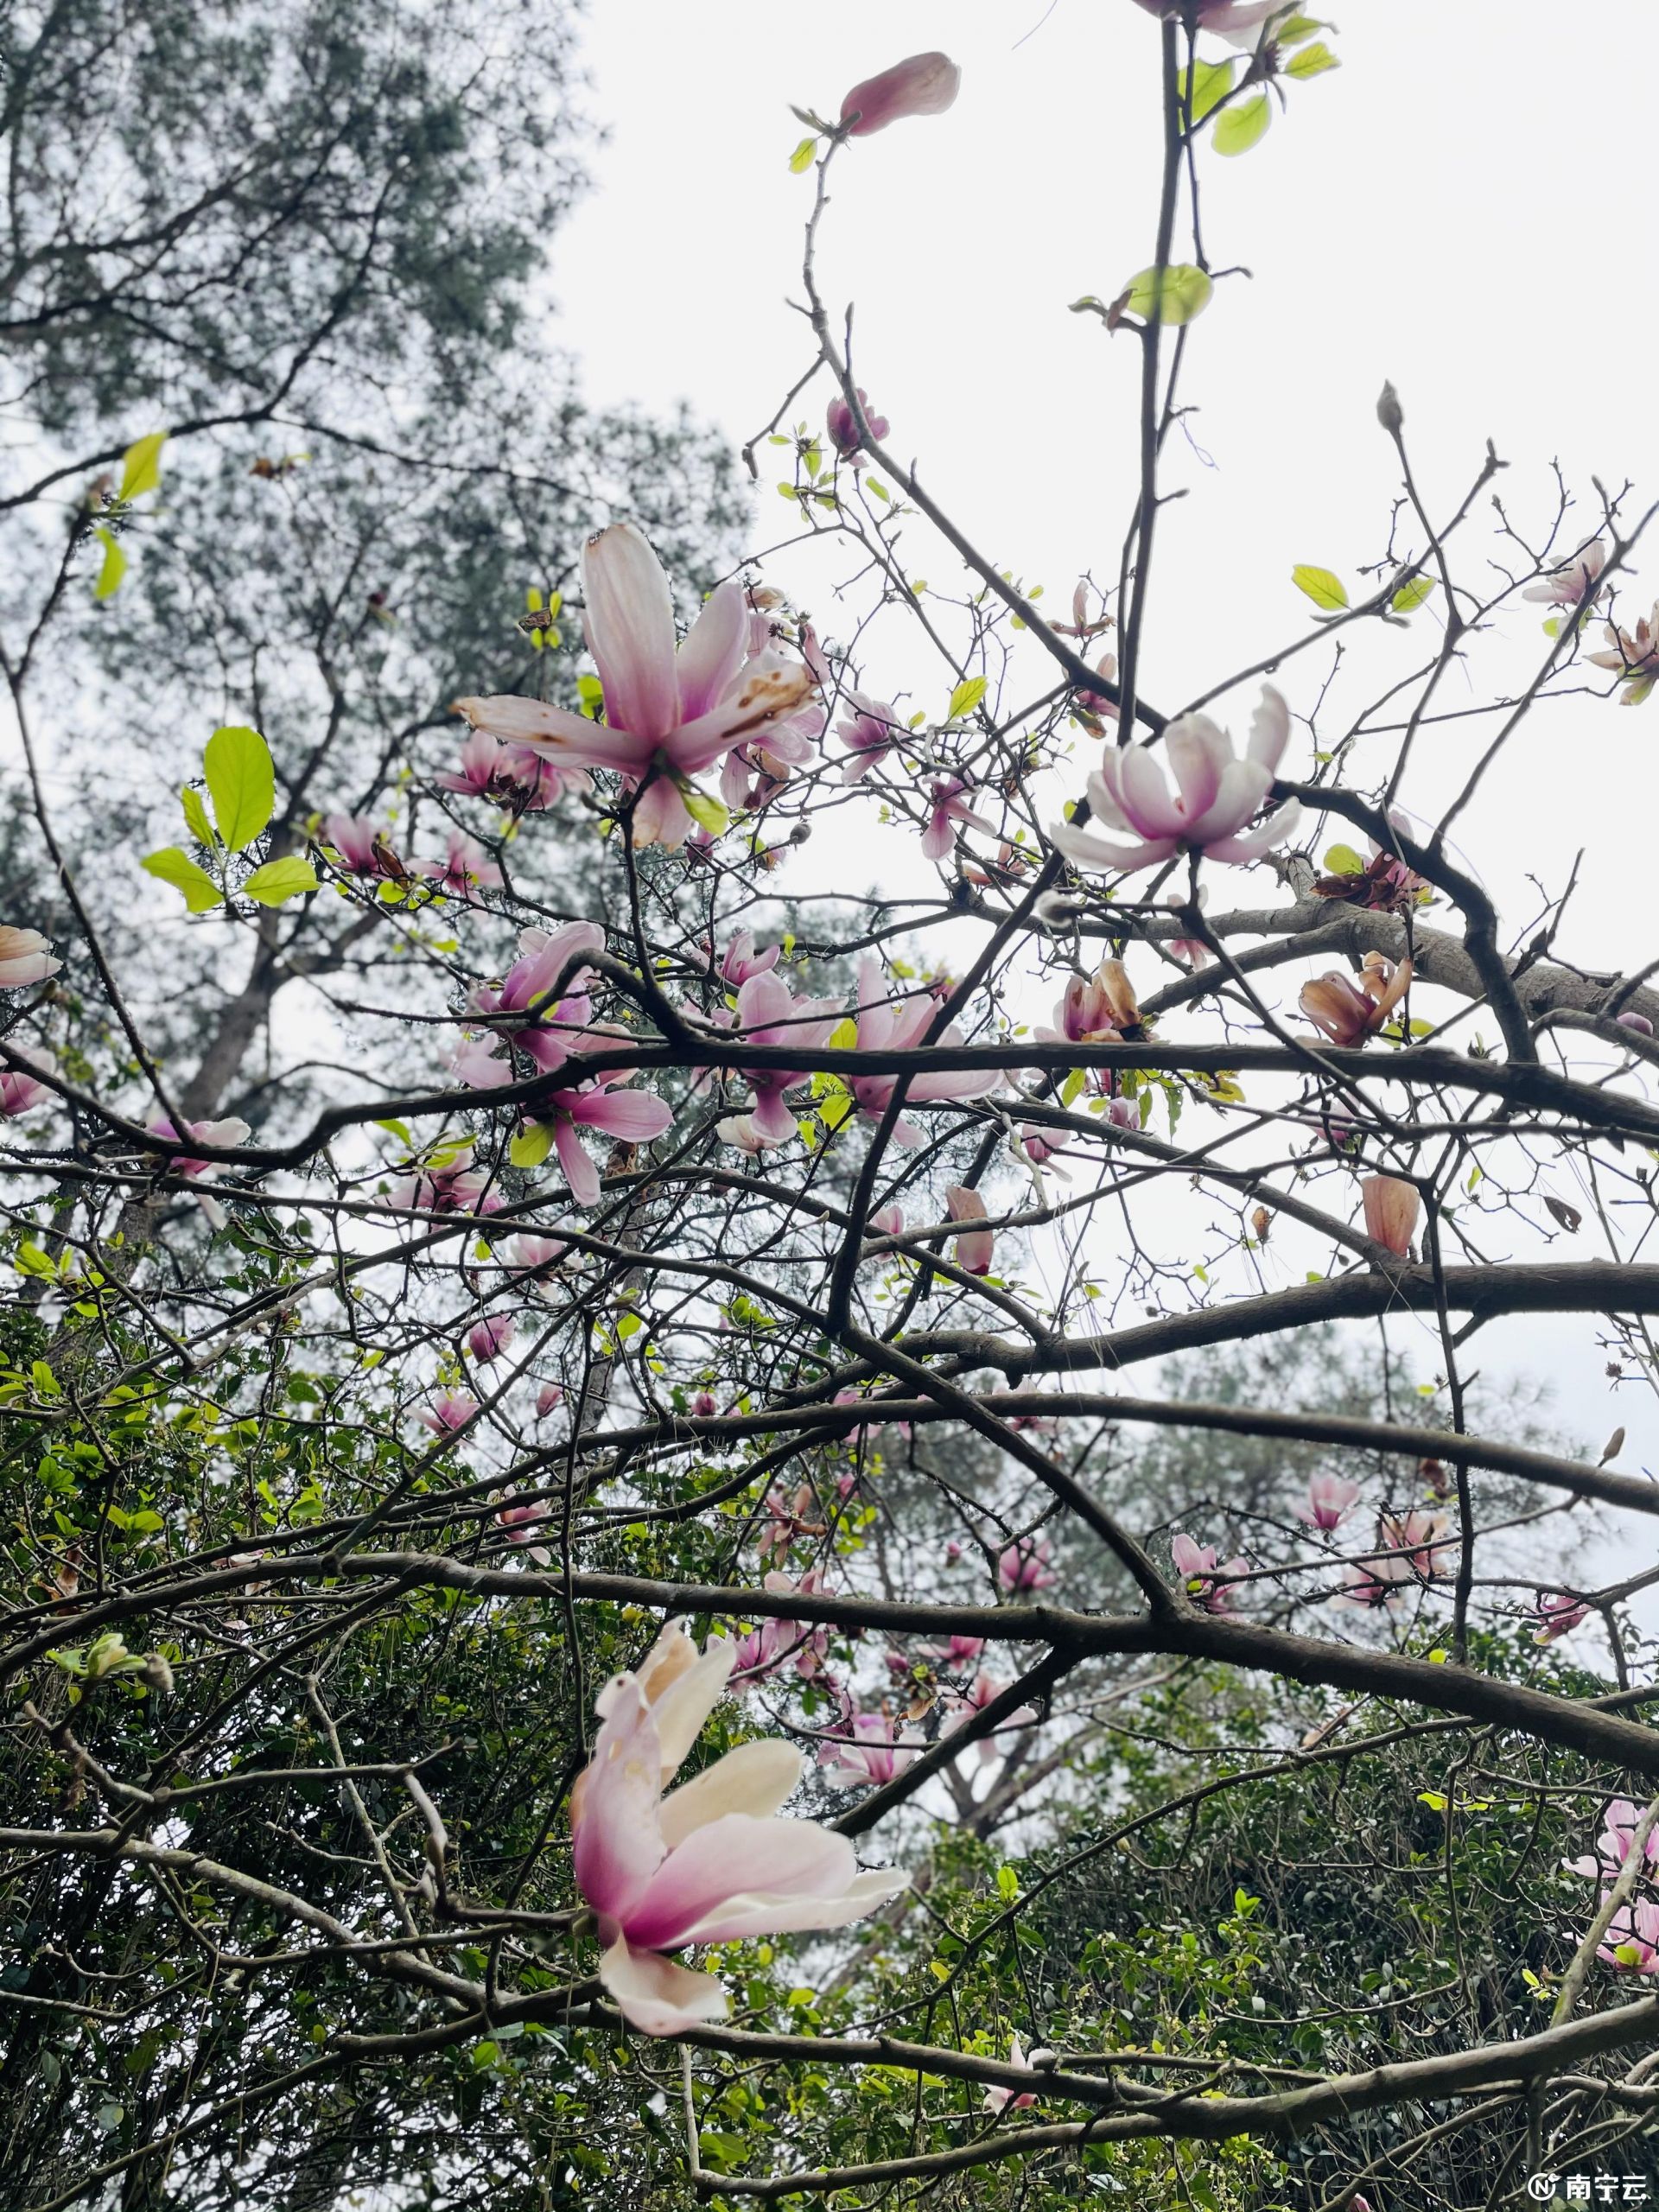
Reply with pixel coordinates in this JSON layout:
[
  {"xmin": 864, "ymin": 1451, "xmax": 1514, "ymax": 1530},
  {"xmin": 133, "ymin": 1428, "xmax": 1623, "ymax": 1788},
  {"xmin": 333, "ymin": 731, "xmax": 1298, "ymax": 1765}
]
[
  {"xmin": 1116, "ymin": 746, "xmax": 1186, "ymax": 841},
  {"xmin": 569, "ymin": 1087, "xmax": 674, "ymax": 1141},
  {"xmin": 581, "ymin": 523, "xmax": 680, "ymax": 742},
  {"xmin": 1203, "ymin": 799, "xmax": 1301, "ymax": 863},
  {"xmin": 1245, "ymin": 685, "xmax": 1291, "ymax": 772},
  {"xmin": 1050, "ymin": 818, "xmax": 1174, "ymax": 874},
  {"xmin": 554, "ymin": 1116, "xmax": 601, "ymax": 1206},
  {"xmin": 599, "ymin": 1935, "xmax": 728, "ymax": 2036},
  {"xmin": 1183, "ymin": 758, "xmax": 1271, "ymax": 846},
  {"xmin": 1164, "ymin": 714, "xmax": 1230, "ymax": 822},
  {"xmin": 675, "ymin": 580, "xmax": 751, "ymax": 721},
  {"xmin": 571, "ymin": 1683, "xmax": 665, "ymax": 1924}
]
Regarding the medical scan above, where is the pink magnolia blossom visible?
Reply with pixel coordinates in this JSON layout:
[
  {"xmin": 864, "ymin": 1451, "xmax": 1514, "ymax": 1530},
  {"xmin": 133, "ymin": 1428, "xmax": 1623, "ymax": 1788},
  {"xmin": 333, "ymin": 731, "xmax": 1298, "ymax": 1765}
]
[
  {"xmin": 1522, "ymin": 539, "xmax": 1607, "ymax": 607},
  {"xmin": 869, "ymin": 1203, "xmax": 905, "ymax": 1236},
  {"xmin": 385, "ymin": 1142, "xmax": 503, "ymax": 1217},
  {"xmin": 1298, "ymin": 1474, "xmax": 1361, "ymax": 1532},
  {"xmin": 728, "ymin": 1570, "xmax": 833, "ymax": 1692},
  {"xmin": 1597, "ymin": 1897, "xmax": 1659, "ymax": 1974},
  {"xmin": 437, "ymin": 728, "xmax": 512, "ymax": 799},
  {"xmin": 524, "ymin": 1073, "xmax": 674, "ymax": 1209},
  {"xmin": 1129, "ymin": 0, "xmax": 1285, "ymax": 35},
  {"xmin": 454, "ymin": 524, "xmax": 815, "ymax": 851},
  {"xmin": 321, "ymin": 812, "xmax": 402, "ymax": 879},
  {"xmin": 931, "ymin": 1633, "xmax": 986, "ymax": 1670},
  {"xmin": 496, "ymin": 1498, "xmax": 550, "ymax": 1564},
  {"xmin": 1361, "ymin": 1173, "xmax": 1420, "ymax": 1258},
  {"xmin": 826, "ymin": 387, "xmax": 890, "ymax": 461},
  {"xmin": 983, "ymin": 2033, "xmax": 1039, "ymax": 2115},
  {"xmin": 457, "ymin": 920, "xmax": 604, "ymax": 1082},
  {"xmin": 998, "ymin": 1535, "xmax": 1055, "ymax": 1595},
  {"xmin": 690, "ymin": 1390, "xmax": 717, "ymax": 1417},
  {"xmin": 504, "ymin": 1233, "xmax": 569, "ymax": 1281},
  {"xmin": 1565, "ymin": 1799, "xmax": 1659, "ymax": 1885},
  {"xmin": 437, "ymin": 730, "xmax": 592, "ymax": 812},
  {"xmin": 147, "ymin": 1115, "xmax": 252, "ymax": 1230},
  {"xmin": 467, "ymin": 1313, "xmax": 516, "ymax": 1365},
  {"xmin": 1039, "ymin": 958, "xmax": 1141, "ymax": 1048},
  {"xmin": 716, "ymin": 1113, "xmax": 769, "ymax": 1154},
  {"xmin": 0, "ymin": 1042, "xmax": 58, "ymax": 1116},
  {"xmin": 718, "ymin": 931, "xmax": 780, "ymax": 987},
  {"xmin": 847, "ymin": 960, "xmax": 1001, "ymax": 1143},
  {"xmin": 837, "ymin": 51, "xmax": 961, "ymax": 137},
  {"xmin": 1531, "ymin": 1590, "xmax": 1590, "ymax": 1645},
  {"xmin": 1051, "ymin": 687, "xmax": 1300, "ymax": 874},
  {"xmin": 1300, "ymin": 953, "xmax": 1413, "ymax": 1048},
  {"xmin": 836, "ymin": 690, "xmax": 901, "ymax": 783},
  {"xmin": 570, "ymin": 1620, "xmax": 906, "ymax": 2032},
  {"xmin": 1589, "ymin": 601, "xmax": 1659, "ymax": 707},
  {"xmin": 1170, "ymin": 1533, "xmax": 1247, "ymax": 1615},
  {"xmin": 1618, "ymin": 1011, "xmax": 1655, "ymax": 1037},
  {"xmin": 920, "ymin": 775, "xmax": 995, "ymax": 861},
  {"xmin": 944, "ymin": 1184, "xmax": 995, "ymax": 1275},
  {"xmin": 727, "ymin": 970, "xmax": 844, "ymax": 1148},
  {"xmin": 1380, "ymin": 1509, "xmax": 1452, "ymax": 1580},
  {"xmin": 536, "ymin": 1382, "xmax": 565, "ymax": 1418},
  {"xmin": 417, "ymin": 1392, "xmax": 480, "ymax": 1436},
  {"xmin": 1021, "ymin": 1122, "xmax": 1071, "ymax": 1167},
  {"xmin": 818, "ymin": 1705, "xmax": 923, "ymax": 1787},
  {"xmin": 1166, "ymin": 889, "xmax": 1212, "ymax": 970},
  {"xmin": 758, "ymin": 1481, "xmax": 821, "ymax": 1564},
  {"xmin": 0, "ymin": 925, "xmax": 60, "ymax": 988},
  {"xmin": 414, "ymin": 828, "xmax": 503, "ymax": 900},
  {"xmin": 945, "ymin": 1674, "xmax": 1039, "ymax": 1767},
  {"xmin": 1073, "ymin": 650, "xmax": 1121, "ymax": 728}
]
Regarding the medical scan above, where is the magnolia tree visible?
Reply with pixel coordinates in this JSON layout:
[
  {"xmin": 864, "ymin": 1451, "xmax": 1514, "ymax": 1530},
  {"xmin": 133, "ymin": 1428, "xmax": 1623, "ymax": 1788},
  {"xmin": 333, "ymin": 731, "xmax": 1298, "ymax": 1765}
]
[{"xmin": 5, "ymin": 10, "xmax": 1659, "ymax": 2209}]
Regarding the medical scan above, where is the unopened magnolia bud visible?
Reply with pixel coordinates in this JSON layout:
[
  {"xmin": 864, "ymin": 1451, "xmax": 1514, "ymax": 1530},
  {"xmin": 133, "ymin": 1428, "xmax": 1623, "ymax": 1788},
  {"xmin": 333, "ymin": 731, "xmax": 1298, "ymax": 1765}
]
[
  {"xmin": 141, "ymin": 1653, "xmax": 175, "ymax": 1694},
  {"xmin": 1600, "ymin": 1427, "xmax": 1626, "ymax": 1466},
  {"xmin": 1376, "ymin": 380, "xmax": 1404, "ymax": 435}
]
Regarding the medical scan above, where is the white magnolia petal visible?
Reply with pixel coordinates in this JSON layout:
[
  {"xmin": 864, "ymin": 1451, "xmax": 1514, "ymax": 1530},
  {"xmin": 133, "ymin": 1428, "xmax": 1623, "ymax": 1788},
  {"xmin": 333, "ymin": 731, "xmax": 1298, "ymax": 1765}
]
[
  {"xmin": 598, "ymin": 1936, "xmax": 728, "ymax": 2037},
  {"xmin": 658, "ymin": 1738, "xmax": 804, "ymax": 1850}
]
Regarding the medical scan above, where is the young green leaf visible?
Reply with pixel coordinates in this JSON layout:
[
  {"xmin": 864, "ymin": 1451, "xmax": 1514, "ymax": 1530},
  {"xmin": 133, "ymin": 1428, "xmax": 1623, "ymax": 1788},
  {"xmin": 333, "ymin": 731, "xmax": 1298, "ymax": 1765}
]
[
  {"xmin": 789, "ymin": 135, "xmax": 819, "ymax": 174},
  {"xmin": 1124, "ymin": 264, "xmax": 1215, "ymax": 327},
  {"xmin": 203, "ymin": 725, "xmax": 275, "ymax": 850},
  {"xmin": 241, "ymin": 857, "xmax": 319, "ymax": 906},
  {"xmin": 947, "ymin": 675, "xmax": 988, "ymax": 719},
  {"xmin": 118, "ymin": 431, "xmax": 168, "ymax": 503},
  {"xmin": 1179, "ymin": 56, "xmax": 1236, "ymax": 126},
  {"xmin": 1293, "ymin": 564, "xmax": 1350, "ymax": 612},
  {"xmin": 510, "ymin": 1122, "xmax": 553, "ymax": 1170},
  {"xmin": 142, "ymin": 848, "xmax": 224, "ymax": 913},
  {"xmin": 1321, "ymin": 842, "xmax": 1366, "ymax": 876},
  {"xmin": 1391, "ymin": 574, "xmax": 1436, "ymax": 613},
  {"xmin": 1285, "ymin": 40, "xmax": 1340, "ymax": 79},
  {"xmin": 1212, "ymin": 92, "xmax": 1271, "ymax": 156},
  {"xmin": 680, "ymin": 785, "xmax": 729, "ymax": 837},
  {"xmin": 92, "ymin": 528, "xmax": 127, "ymax": 601},
  {"xmin": 181, "ymin": 785, "xmax": 214, "ymax": 847}
]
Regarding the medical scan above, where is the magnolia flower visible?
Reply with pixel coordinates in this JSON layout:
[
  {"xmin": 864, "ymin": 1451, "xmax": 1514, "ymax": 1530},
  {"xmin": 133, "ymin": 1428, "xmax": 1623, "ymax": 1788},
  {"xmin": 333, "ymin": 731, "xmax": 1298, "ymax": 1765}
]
[
  {"xmin": 826, "ymin": 387, "xmax": 890, "ymax": 461},
  {"xmin": 524, "ymin": 1073, "xmax": 674, "ymax": 1209},
  {"xmin": 931, "ymin": 1633, "xmax": 986, "ymax": 1669},
  {"xmin": 1129, "ymin": 0, "xmax": 1287, "ymax": 35},
  {"xmin": 838, "ymin": 51, "xmax": 961, "ymax": 137},
  {"xmin": 716, "ymin": 1113, "xmax": 768, "ymax": 1154},
  {"xmin": 1361, "ymin": 1173, "xmax": 1420, "ymax": 1258},
  {"xmin": 467, "ymin": 1313, "xmax": 515, "ymax": 1365},
  {"xmin": 727, "ymin": 971, "xmax": 844, "ymax": 1147},
  {"xmin": 848, "ymin": 961, "xmax": 1001, "ymax": 1143},
  {"xmin": 998, "ymin": 1535, "xmax": 1055, "ymax": 1594},
  {"xmin": 497, "ymin": 1499, "xmax": 550, "ymax": 1563},
  {"xmin": 690, "ymin": 1390, "xmax": 717, "ymax": 1417},
  {"xmin": 818, "ymin": 1706, "xmax": 922, "ymax": 1787},
  {"xmin": 1589, "ymin": 602, "xmax": 1659, "ymax": 707},
  {"xmin": 1166, "ymin": 889, "xmax": 1212, "ymax": 969},
  {"xmin": 1618, "ymin": 1011, "xmax": 1655, "ymax": 1038},
  {"xmin": 728, "ymin": 1571, "xmax": 833, "ymax": 1692},
  {"xmin": 504, "ymin": 1233, "xmax": 569, "ymax": 1280},
  {"xmin": 1522, "ymin": 540, "xmax": 1607, "ymax": 608},
  {"xmin": 385, "ymin": 1142, "xmax": 502, "ymax": 1217},
  {"xmin": 417, "ymin": 1392, "xmax": 480, "ymax": 1436},
  {"xmin": 1298, "ymin": 1474, "xmax": 1361, "ymax": 1532},
  {"xmin": 1039, "ymin": 958, "xmax": 1140, "ymax": 1046},
  {"xmin": 147, "ymin": 1115, "xmax": 251, "ymax": 1230},
  {"xmin": 944, "ymin": 1185, "xmax": 995, "ymax": 1275},
  {"xmin": 1597, "ymin": 1897, "xmax": 1659, "ymax": 1974},
  {"xmin": 0, "ymin": 925, "xmax": 60, "ymax": 988},
  {"xmin": 458, "ymin": 920, "xmax": 604, "ymax": 1081},
  {"xmin": 718, "ymin": 931, "xmax": 780, "ymax": 987},
  {"xmin": 1378, "ymin": 1509, "xmax": 1452, "ymax": 1580},
  {"xmin": 983, "ymin": 2035, "xmax": 1039, "ymax": 2115},
  {"xmin": 1531, "ymin": 1591, "xmax": 1590, "ymax": 1645},
  {"xmin": 437, "ymin": 728, "xmax": 514, "ymax": 799},
  {"xmin": 945, "ymin": 1674, "xmax": 1039, "ymax": 1767},
  {"xmin": 455, "ymin": 524, "xmax": 815, "ymax": 851},
  {"xmin": 0, "ymin": 1042, "xmax": 58, "ymax": 1117},
  {"xmin": 536, "ymin": 1382, "xmax": 565, "ymax": 1418},
  {"xmin": 1021, "ymin": 1122, "xmax": 1071, "ymax": 1168},
  {"xmin": 920, "ymin": 775, "xmax": 995, "ymax": 861},
  {"xmin": 1300, "ymin": 953, "xmax": 1413, "ymax": 1048},
  {"xmin": 571, "ymin": 1620, "xmax": 906, "ymax": 2033},
  {"xmin": 321, "ymin": 812, "xmax": 402, "ymax": 879},
  {"xmin": 1170, "ymin": 1533, "xmax": 1247, "ymax": 1615},
  {"xmin": 869, "ymin": 1203, "xmax": 905, "ymax": 1236},
  {"xmin": 1051, "ymin": 687, "xmax": 1300, "ymax": 874},
  {"xmin": 415, "ymin": 828, "xmax": 503, "ymax": 899},
  {"xmin": 1564, "ymin": 1799, "xmax": 1659, "ymax": 1885},
  {"xmin": 836, "ymin": 690, "xmax": 901, "ymax": 783}
]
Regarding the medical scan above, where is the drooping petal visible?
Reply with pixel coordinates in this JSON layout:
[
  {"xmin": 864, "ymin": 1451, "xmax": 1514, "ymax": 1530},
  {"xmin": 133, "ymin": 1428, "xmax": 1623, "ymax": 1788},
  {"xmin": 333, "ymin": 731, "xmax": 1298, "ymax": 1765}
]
[
  {"xmin": 454, "ymin": 694, "xmax": 656, "ymax": 773},
  {"xmin": 1245, "ymin": 684, "xmax": 1291, "ymax": 772},
  {"xmin": 570, "ymin": 1682, "xmax": 666, "ymax": 1926},
  {"xmin": 620, "ymin": 1815, "xmax": 862, "ymax": 1949},
  {"xmin": 658, "ymin": 1738, "xmax": 805, "ymax": 1850},
  {"xmin": 1049, "ymin": 818, "xmax": 1176, "ymax": 874},
  {"xmin": 675, "ymin": 580, "xmax": 751, "ymax": 721},
  {"xmin": 581, "ymin": 523, "xmax": 681, "ymax": 741},
  {"xmin": 684, "ymin": 1856, "xmax": 911, "ymax": 1943},
  {"xmin": 553, "ymin": 1116, "xmax": 601, "ymax": 1207},
  {"xmin": 568, "ymin": 1086, "xmax": 674, "ymax": 1142},
  {"xmin": 1203, "ymin": 799, "xmax": 1302, "ymax": 863},
  {"xmin": 599, "ymin": 1935, "xmax": 728, "ymax": 2037}
]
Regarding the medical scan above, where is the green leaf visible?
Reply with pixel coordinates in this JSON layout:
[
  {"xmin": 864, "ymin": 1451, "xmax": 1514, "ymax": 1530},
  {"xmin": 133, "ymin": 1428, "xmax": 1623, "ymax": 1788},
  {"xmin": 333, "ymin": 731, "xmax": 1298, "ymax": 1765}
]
[
  {"xmin": 1390, "ymin": 573, "xmax": 1436, "ymax": 613},
  {"xmin": 947, "ymin": 675, "xmax": 988, "ymax": 719},
  {"xmin": 995, "ymin": 1865, "xmax": 1020, "ymax": 1901},
  {"xmin": 203, "ymin": 725, "xmax": 275, "ymax": 850},
  {"xmin": 1292, "ymin": 564, "xmax": 1350, "ymax": 611},
  {"xmin": 1274, "ymin": 13, "xmax": 1325, "ymax": 42},
  {"xmin": 1060, "ymin": 1067, "xmax": 1087, "ymax": 1109},
  {"xmin": 142, "ymin": 848, "xmax": 223, "ymax": 913},
  {"xmin": 1212, "ymin": 92, "xmax": 1272, "ymax": 156},
  {"xmin": 510, "ymin": 1122, "xmax": 553, "ymax": 1171},
  {"xmin": 241, "ymin": 856, "xmax": 319, "ymax": 906},
  {"xmin": 826, "ymin": 1017, "xmax": 858, "ymax": 1052},
  {"xmin": 789, "ymin": 136, "xmax": 818, "ymax": 174},
  {"xmin": 1417, "ymin": 1789, "xmax": 1447, "ymax": 1811},
  {"xmin": 1321, "ymin": 842, "xmax": 1365, "ymax": 876},
  {"xmin": 118, "ymin": 431, "xmax": 168, "ymax": 503},
  {"xmin": 1124, "ymin": 263, "xmax": 1214, "ymax": 327},
  {"xmin": 1285, "ymin": 39, "xmax": 1340, "ymax": 78},
  {"xmin": 679, "ymin": 785, "xmax": 728, "ymax": 837},
  {"xmin": 181, "ymin": 785, "xmax": 214, "ymax": 847},
  {"xmin": 92, "ymin": 528, "xmax": 127, "ymax": 600},
  {"xmin": 1179, "ymin": 56, "xmax": 1236, "ymax": 125}
]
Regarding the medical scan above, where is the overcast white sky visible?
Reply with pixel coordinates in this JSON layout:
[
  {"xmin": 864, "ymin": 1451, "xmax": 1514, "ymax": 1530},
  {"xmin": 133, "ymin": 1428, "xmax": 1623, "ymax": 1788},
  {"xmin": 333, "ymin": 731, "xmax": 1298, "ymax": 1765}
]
[{"xmin": 549, "ymin": 2, "xmax": 1659, "ymax": 1604}]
